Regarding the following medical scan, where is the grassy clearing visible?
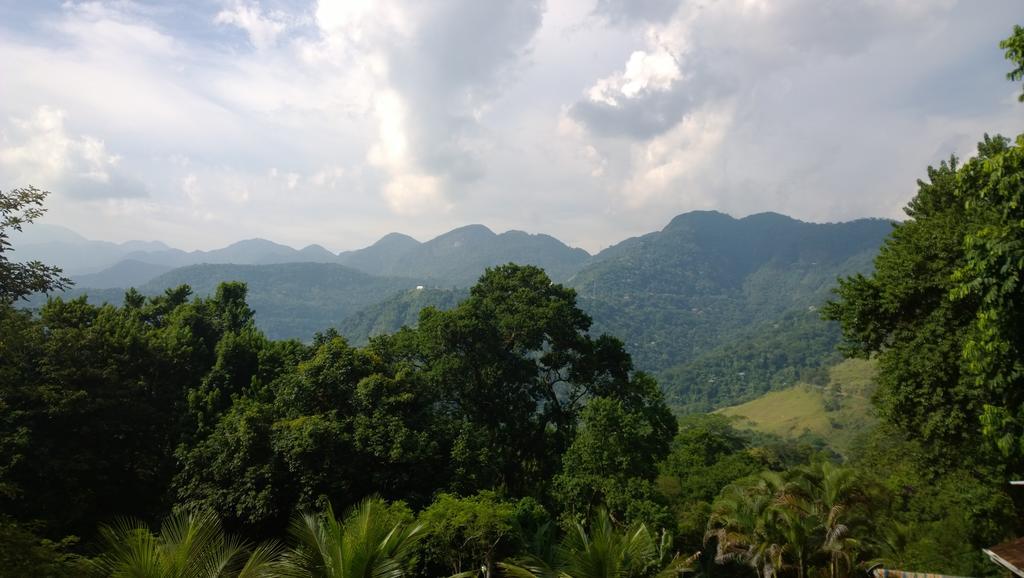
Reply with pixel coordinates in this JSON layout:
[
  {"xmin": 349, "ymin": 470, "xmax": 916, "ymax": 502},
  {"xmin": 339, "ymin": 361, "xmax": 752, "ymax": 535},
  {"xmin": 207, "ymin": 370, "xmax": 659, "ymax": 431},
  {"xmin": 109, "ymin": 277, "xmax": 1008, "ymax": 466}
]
[{"xmin": 716, "ymin": 358, "xmax": 877, "ymax": 456}]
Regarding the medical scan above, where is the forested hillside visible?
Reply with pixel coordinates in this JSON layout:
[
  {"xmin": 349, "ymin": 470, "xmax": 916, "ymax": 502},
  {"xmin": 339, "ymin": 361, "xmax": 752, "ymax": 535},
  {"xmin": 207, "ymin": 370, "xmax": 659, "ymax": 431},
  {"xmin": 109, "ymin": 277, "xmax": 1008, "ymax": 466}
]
[{"xmin": 568, "ymin": 212, "xmax": 889, "ymax": 410}]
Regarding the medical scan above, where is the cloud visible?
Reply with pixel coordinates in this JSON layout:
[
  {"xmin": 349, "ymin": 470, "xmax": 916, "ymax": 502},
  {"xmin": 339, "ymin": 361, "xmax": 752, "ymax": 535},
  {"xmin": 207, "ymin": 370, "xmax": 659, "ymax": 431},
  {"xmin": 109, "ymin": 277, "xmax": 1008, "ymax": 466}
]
[
  {"xmin": 305, "ymin": 0, "xmax": 546, "ymax": 214},
  {"xmin": 593, "ymin": 0, "xmax": 680, "ymax": 26},
  {"xmin": 0, "ymin": 0, "xmax": 1018, "ymax": 253},
  {"xmin": 0, "ymin": 106, "xmax": 145, "ymax": 198},
  {"xmin": 214, "ymin": 1, "xmax": 290, "ymax": 50},
  {"xmin": 561, "ymin": 0, "xmax": 1020, "ymax": 226}
]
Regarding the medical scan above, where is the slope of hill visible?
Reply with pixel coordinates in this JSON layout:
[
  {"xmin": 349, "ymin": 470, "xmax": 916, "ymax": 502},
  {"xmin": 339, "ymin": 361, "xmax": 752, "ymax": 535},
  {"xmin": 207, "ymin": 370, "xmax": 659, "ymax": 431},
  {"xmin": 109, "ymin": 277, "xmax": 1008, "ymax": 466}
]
[
  {"xmin": 337, "ymin": 287, "xmax": 468, "ymax": 345},
  {"xmin": 567, "ymin": 211, "xmax": 890, "ymax": 409},
  {"xmin": 657, "ymin": 309, "xmax": 843, "ymax": 413},
  {"xmin": 717, "ymin": 359, "xmax": 877, "ymax": 456}
]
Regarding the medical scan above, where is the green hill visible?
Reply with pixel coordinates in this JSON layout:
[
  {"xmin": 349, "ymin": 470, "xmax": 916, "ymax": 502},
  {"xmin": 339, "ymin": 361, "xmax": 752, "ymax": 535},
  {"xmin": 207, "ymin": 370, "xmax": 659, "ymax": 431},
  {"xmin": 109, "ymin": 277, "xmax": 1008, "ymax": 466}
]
[
  {"xmin": 568, "ymin": 211, "xmax": 890, "ymax": 410},
  {"xmin": 716, "ymin": 358, "xmax": 877, "ymax": 456}
]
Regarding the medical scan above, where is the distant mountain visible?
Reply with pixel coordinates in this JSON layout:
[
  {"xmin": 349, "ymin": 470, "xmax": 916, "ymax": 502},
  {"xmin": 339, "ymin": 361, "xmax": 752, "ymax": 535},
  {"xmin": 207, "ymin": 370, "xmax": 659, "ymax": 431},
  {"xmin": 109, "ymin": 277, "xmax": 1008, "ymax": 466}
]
[
  {"xmin": 566, "ymin": 211, "xmax": 891, "ymax": 409},
  {"xmin": 116, "ymin": 239, "xmax": 334, "ymax": 270},
  {"xmin": 72, "ymin": 260, "xmax": 174, "ymax": 289},
  {"xmin": 337, "ymin": 233, "xmax": 421, "ymax": 273},
  {"xmin": 37, "ymin": 223, "xmax": 590, "ymax": 287},
  {"xmin": 338, "ymin": 226, "xmax": 590, "ymax": 285}
]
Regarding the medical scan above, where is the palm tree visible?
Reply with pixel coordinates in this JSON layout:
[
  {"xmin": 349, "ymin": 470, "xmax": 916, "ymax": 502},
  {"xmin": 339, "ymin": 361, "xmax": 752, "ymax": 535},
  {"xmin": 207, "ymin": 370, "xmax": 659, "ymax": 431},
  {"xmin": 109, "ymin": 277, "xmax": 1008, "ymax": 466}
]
[
  {"xmin": 500, "ymin": 508, "xmax": 695, "ymax": 578},
  {"xmin": 91, "ymin": 509, "xmax": 283, "ymax": 577},
  {"xmin": 706, "ymin": 477, "xmax": 783, "ymax": 578},
  {"xmin": 278, "ymin": 498, "xmax": 424, "ymax": 578},
  {"xmin": 795, "ymin": 461, "xmax": 871, "ymax": 578}
]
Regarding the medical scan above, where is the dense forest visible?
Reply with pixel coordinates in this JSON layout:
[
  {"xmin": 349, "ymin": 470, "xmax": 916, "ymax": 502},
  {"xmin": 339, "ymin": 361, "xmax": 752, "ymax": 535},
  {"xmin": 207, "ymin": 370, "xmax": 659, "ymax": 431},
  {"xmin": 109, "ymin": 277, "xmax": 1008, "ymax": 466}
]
[{"xmin": 2, "ymin": 22, "xmax": 1024, "ymax": 578}]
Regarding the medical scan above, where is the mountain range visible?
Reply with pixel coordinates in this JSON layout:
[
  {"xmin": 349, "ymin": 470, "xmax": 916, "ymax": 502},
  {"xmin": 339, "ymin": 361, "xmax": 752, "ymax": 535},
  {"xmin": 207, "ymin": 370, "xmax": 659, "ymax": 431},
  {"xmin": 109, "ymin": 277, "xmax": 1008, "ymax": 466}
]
[
  {"xmin": 17, "ymin": 211, "xmax": 894, "ymax": 412},
  {"xmin": 12, "ymin": 223, "xmax": 590, "ymax": 287}
]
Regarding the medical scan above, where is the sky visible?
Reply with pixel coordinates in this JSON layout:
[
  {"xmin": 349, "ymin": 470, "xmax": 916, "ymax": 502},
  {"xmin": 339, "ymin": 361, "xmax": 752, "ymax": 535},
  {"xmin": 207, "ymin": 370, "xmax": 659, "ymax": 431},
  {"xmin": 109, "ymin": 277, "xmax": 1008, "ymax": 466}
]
[{"xmin": 0, "ymin": 0, "xmax": 1021, "ymax": 253}]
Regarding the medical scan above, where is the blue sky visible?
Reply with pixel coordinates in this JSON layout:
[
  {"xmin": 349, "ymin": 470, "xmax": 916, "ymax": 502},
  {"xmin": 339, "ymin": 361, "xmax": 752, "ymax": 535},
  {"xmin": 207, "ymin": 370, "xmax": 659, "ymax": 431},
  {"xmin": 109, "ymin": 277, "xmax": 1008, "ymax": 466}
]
[{"xmin": 0, "ymin": 0, "xmax": 1021, "ymax": 252}]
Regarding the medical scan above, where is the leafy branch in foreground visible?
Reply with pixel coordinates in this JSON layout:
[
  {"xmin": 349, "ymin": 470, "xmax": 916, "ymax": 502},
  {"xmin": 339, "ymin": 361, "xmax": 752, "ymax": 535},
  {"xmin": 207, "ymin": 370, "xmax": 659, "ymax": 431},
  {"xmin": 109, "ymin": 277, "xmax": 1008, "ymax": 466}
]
[{"xmin": 0, "ymin": 186, "xmax": 71, "ymax": 303}]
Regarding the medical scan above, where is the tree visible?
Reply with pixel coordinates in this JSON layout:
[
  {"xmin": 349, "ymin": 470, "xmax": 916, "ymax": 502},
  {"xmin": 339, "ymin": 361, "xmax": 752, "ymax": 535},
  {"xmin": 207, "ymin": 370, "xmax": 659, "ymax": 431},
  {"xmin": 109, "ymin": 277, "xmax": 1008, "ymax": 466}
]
[
  {"xmin": 821, "ymin": 147, "xmax": 991, "ymax": 458},
  {"xmin": 951, "ymin": 133, "xmax": 1024, "ymax": 459},
  {"xmin": 825, "ymin": 23, "xmax": 1024, "ymax": 470},
  {"xmin": 0, "ymin": 186, "xmax": 70, "ymax": 303},
  {"xmin": 553, "ymin": 390, "xmax": 676, "ymax": 528},
  {"xmin": 91, "ymin": 509, "xmax": 283, "ymax": 578},
  {"xmin": 659, "ymin": 415, "xmax": 770, "ymax": 554},
  {"xmin": 400, "ymin": 264, "xmax": 675, "ymax": 497},
  {"xmin": 706, "ymin": 475, "xmax": 784, "ymax": 578},
  {"xmin": 279, "ymin": 498, "xmax": 422, "ymax": 578},
  {"xmin": 1001, "ymin": 25, "xmax": 1024, "ymax": 101},
  {"xmin": 706, "ymin": 463, "xmax": 878, "ymax": 578},
  {"xmin": 418, "ymin": 491, "xmax": 547, "ymax": 578}
]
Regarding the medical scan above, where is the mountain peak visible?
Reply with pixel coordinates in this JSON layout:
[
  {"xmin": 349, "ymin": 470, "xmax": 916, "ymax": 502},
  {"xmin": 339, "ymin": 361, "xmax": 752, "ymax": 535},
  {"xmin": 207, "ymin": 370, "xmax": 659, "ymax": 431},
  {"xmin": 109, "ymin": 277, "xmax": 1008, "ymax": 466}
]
[
  {"xmin": 224, "ymin": 238, "xmax": 290, "ymax": 250},
  {"xmin": 664, "ymin": 210, "xmax": 735, "ymax": 231},
  {"xmin": 443, "ymin": 224, "xmax": 495, "ymax": 237},
  {"xmin": 369, "ymin": 232, "xmax": 420, "ymax": 248},
  {"xmin": 740, "ymin": 212, "xmax": 801, "ymax": 225}
]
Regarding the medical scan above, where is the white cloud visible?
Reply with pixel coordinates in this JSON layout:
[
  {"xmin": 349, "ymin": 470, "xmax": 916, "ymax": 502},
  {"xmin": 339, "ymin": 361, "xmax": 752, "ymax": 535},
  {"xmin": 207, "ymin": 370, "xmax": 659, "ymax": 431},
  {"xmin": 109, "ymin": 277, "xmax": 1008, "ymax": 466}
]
[
  {"xmin": 621, "ymin": 101, "xmax": 735, "ymax": 207},
  {"xmin": 214, "ymin": 1, "xmax": 289, "ymax": 51},
  {"xmin": 588, "ymin": 48, "xmax": 681, "ymax": 106},
  {"xmin": 0, "ymin": 106, "xmax": 137, "ymax": 197}
]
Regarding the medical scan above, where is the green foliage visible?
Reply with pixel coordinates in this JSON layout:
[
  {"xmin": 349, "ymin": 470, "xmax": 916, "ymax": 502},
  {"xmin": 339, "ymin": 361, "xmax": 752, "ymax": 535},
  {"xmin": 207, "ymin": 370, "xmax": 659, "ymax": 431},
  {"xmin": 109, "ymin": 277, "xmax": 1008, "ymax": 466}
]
[
  {"xmin": 500, "ymin": 508, "xmax": 695, "ymax": 578},
  {"xmin": 0, "ymin": 516, "xmax": 89, "ymax": 578},
  {"xmin": 659, "ymin": 311, "xmax": 842, "ymax": 413},
  {"xmin": 950, "ymin": 133, "xmax": 1024, "ymax": 458},
  {"xmin": 336, "ymin": 287, "xmax": 466, "ymax": 345},
  {"xmin": 418, "ymin": 491, "xmax": 548, "ymax": 577},
  {"xmin": 848, "ymin": 425, "xmax": 1015, "ymax": 576},
  {"xmin": 34, "ymin": 262, "xmax": 431, "ymax": 341},
  {"xmin": 92, "ymin": 509, "xmax": 284, "ymax": 578},
  {"xmin": 0, "ymin": 186, "xmax": 70, "ymax": 303},
  {"xmin": 280, "ymin": 498, "xmax": 422, "ymax": 578},
  {"xmin": 554, "ymin": 391, "xmax": 677, "ymax": 528},
  {"xmin": 1001, "ymin": 25, "xmax": 1024, "ymax": 101},
  {"xmin": 707, "ymin": 461, "xmax": 879, "ymax": 578},
  {"xmin": 823, "ymin": 145, "xmax": 993, "ymax": 460},
  {"xmin": 662, "ymin": 416, "xmax": 761, "ymax": 504}
]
